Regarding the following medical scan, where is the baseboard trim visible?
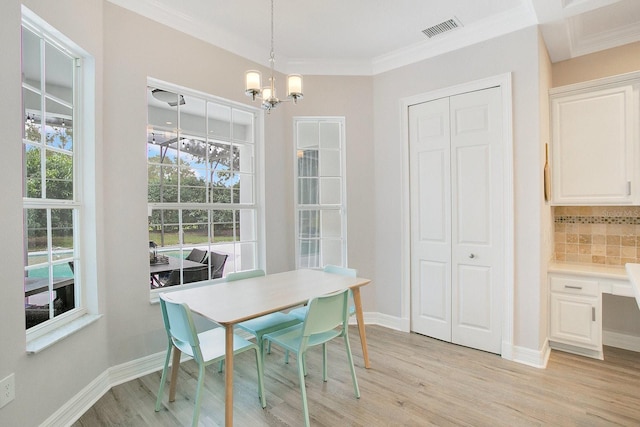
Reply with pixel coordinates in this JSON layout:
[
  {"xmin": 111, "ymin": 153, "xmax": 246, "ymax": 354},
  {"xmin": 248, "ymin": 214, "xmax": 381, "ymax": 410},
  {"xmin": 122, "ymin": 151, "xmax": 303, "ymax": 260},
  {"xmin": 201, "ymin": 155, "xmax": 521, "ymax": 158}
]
[
  {"xmin": 507, "ymin": 339, "xmax": 550, "ymax": 369},
  {"xmin": 603, "ymin": 329, "xmax": 640, "ymax": 352}
]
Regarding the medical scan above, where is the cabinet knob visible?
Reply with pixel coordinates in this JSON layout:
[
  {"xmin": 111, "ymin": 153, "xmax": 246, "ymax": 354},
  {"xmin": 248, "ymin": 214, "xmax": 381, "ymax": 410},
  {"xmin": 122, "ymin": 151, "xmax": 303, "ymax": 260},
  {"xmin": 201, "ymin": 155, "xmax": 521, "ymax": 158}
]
[{"xmin": 469, "ymin": 253, "xmax": 475, "ymax": 259}]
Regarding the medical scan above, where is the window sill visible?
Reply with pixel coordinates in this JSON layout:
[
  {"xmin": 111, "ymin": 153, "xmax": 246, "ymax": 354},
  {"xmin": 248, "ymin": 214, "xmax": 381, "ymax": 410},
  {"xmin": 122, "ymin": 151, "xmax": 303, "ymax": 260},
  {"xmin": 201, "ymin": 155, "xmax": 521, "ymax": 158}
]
[{"xmin": 26, "ymin": 313, "xmax": 102, "ymax": 354}]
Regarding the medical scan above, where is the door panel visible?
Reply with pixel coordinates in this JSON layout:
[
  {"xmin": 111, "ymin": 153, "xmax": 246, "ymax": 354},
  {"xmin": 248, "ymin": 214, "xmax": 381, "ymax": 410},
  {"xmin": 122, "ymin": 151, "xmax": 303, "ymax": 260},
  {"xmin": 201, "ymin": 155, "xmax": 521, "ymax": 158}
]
[
  {"xmin": 409, "ymin": 98, "xmax": 451, "ymax": 342},
  {"xmin": 450, "ymin": 87, "xmax": 502, "ymax": 354},
  {"xmin": 410, "ymin": 86, "xmax": 503, "ymax": 355}
]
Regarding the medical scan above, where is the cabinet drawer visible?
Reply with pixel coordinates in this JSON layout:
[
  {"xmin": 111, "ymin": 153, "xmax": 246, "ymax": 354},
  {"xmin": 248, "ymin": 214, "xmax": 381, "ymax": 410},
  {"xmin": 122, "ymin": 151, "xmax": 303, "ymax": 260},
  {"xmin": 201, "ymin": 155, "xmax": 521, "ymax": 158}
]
[{"xmin": 550, "ymin": 276, "xmax": 599, "ymax": 296}]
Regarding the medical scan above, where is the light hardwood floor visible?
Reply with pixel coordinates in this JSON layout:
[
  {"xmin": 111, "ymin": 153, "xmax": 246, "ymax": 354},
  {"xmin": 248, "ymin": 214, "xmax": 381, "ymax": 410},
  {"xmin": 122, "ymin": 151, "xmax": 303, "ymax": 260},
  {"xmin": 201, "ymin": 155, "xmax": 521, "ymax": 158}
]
[{"xmin": 73, "ymin": 325, "xmax": 640, "ymax": 426}]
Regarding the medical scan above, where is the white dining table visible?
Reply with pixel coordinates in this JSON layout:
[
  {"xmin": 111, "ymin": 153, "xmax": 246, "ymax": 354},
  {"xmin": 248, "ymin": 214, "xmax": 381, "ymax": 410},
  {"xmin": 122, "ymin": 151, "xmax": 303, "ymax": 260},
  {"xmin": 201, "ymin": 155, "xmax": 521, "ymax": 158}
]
[{"xmin": 161, "ymin": 268, "xmax": 372, "ymax": 426}]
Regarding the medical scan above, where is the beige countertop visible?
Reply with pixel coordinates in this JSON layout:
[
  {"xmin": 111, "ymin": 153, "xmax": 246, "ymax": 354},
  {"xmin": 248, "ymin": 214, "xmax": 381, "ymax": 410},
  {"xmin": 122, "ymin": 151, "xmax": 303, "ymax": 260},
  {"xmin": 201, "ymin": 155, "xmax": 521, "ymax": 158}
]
[{"xmin": 548, "ymin": 262, "xmax": 628, "ymax": 280}]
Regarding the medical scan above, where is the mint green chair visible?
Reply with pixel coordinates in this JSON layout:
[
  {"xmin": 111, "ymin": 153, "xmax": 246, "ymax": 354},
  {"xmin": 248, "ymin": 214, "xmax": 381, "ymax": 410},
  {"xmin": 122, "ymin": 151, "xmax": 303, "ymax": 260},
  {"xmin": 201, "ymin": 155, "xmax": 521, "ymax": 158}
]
[
  {"xmin": 289, "ymin": 265, "xmax": 357, "ymax": 321},
  {"xmin": 264, "ymin": 289, "xmax": 360, "ymax": 427},
  {"xmin": 227, "ymin": 269, "xmax": 302, "ymax": 362},
  {"xmin": 155, "ymin": 294, "xmax": 266, "ymax": 427}
]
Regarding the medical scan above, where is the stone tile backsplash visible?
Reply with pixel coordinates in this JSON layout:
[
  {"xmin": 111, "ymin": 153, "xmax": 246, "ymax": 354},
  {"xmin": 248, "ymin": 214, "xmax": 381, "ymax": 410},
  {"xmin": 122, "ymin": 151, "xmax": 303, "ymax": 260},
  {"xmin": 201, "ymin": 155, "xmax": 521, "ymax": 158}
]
[{"xmin": 554, "ymin": 206, "xmax": 640, "ymax": 265}]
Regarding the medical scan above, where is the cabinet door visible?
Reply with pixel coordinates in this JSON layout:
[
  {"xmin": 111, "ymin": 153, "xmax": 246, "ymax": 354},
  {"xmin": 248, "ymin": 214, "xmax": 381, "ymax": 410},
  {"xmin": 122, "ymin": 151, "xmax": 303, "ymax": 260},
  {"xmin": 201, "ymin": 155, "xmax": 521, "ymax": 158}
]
[
  {"xmin": 550, "ymin": 85, "xmax": 635, "ymax": 204},
  {"xmin": 550, "ymin": 292, "xmax": 601, "ymax": 349}
]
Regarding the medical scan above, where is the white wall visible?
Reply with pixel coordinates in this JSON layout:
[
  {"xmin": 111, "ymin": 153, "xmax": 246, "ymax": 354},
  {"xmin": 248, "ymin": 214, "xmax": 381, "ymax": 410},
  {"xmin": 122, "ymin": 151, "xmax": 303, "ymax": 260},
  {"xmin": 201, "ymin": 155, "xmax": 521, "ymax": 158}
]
[{"xmin": 372, "ymin": 26, "xmax": 547, "ymax": 352}]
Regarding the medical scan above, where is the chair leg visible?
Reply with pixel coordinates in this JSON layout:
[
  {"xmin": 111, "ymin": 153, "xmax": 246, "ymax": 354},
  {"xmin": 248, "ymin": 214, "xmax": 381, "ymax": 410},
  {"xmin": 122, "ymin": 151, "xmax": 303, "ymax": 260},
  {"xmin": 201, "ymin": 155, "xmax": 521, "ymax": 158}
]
[
  {"xmin": 218, "ymin": 359, "xmax": 224, "ymax": 373},
  {"xmin": 191, "ymin": 364, "xmax": 206, "ymax": 427},
  {"xmin": 322, "ymin": 343, "xmax": 328, "ymax": 382},
  {"xmin": 155, "ymin": 345, "xmax": 173, "ymax": 412},
  {"xmin": 344, "ymin": 334, "xmax": 360, "ymax": 399},
  {"xmin": 297, "ymin": 352, "xmax": 311, "ymax": 427},
  {"xmin": 253, "ymin": 347, "xmax": 267, "ymax": 408}
]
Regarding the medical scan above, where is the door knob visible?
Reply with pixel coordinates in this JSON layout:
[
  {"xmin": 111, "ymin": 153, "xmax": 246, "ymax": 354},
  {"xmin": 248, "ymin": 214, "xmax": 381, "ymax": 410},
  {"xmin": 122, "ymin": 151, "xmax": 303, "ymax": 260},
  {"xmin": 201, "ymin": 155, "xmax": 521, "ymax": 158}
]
[{"xmin": 469, "ymin": 253, "xmax": 476, "ymax": 259}]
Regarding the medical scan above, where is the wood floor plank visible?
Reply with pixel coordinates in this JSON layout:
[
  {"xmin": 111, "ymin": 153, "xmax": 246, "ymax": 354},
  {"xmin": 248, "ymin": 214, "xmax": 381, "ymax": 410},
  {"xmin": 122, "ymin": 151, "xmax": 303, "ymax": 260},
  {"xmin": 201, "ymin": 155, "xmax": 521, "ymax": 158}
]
[{"xmin": 73, "ymin": 326, "xmax": 640, "ymax": 426}]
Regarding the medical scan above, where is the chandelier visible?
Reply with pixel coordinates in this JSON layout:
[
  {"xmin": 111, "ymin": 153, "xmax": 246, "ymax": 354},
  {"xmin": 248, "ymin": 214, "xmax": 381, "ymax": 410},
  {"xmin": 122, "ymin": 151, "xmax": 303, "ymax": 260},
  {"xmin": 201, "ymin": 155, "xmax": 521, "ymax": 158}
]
[{"xmin": 244, "ymin": 0, "xmax": 303, "ymax": 111}]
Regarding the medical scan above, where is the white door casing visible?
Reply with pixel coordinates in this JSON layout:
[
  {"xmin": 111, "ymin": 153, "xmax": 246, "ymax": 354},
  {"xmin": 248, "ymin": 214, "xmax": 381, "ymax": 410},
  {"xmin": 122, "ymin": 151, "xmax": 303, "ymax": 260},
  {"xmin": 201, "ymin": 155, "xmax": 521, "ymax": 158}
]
[{"xmin": 409, "ymin": 87, "xmax": 503, "ymax": 354}]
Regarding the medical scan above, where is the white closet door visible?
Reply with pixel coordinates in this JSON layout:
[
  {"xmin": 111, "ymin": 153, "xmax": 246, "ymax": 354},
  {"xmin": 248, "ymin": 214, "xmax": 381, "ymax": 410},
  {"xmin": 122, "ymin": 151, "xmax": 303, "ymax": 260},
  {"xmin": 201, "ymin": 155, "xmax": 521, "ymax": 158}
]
[
  {"xmin": 409, "ymin": 87, "xmax": 503, "ymax": 355},
  {"xmin": 450, "ymin": 87, "xmax": 503, "ymax": 354},
  {"xmin": 409, "ymin": 97, "xmax": 452, "ymax": 342}
]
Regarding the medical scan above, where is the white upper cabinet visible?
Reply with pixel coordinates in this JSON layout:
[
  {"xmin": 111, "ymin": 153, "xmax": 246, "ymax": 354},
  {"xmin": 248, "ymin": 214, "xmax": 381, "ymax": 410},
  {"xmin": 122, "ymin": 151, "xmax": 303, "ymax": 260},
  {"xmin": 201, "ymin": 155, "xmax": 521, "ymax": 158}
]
[{"xmin": 550, "ymin": 72, "xmax": 640, "ymax": 205}]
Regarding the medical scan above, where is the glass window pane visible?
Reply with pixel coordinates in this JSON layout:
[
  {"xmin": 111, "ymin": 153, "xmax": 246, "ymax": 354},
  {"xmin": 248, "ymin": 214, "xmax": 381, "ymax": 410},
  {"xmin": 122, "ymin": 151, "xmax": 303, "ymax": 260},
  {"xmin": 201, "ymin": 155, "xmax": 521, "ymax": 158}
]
[
  {"xmin": 25, "ymin": 208, "xmax": 48, "ymax": 267},
  {"xmin": 23, "ymin": 88, "xmax": 42, "ymax": 142},
  {"xmin": 298, "ymin": 178, "xmax": 319, "ymax": 205},
  {"xmin": 297, "ymin": 122, "xmax": 318, "ymax": 149},
  {"xmin": 299, "ymin": 239, "xmax": 320, "ymax": 268},
  {"xmin": 208, "ymin": 102, "xmax": 231, "ymax": 140},
  {"xmin": 45, "ymin": 150, "xmax": 73, "ymax": 200},
  {"xmin": 22, "ymin": 28, "xmax": 41, "ymax": 90},
  {"xmin": 299, "ymin": 210, "xmax": 319, "ymax": 238},
  {"xmin": 45, "ymin": 98, "xmax": 73, "ymax": 150},
  {"xmin": 319, "ymin": 149, "xmax": 340, "ymax": 177},
  {"xmin": 180, "ymin": 95, "xmax": 206, "ymax": 137},
  {"xmin": 321, "ymin": 210, "xmax": 341, "ymax": 238},
  {"xmin": 235, "ymin": 242, "xmax": 256, "ymax": 271},
  {"xmin": 45, "ymin": 42, "xmax": 73, "ymax": 104},
  {"xmin": 319, "ymin": 122, "xmax": 340, "ymax": 149},
  {"xmin": 319, "ymin": 177, "xmax": 341, "ymax": 205},
  {"xmin": 148, "ymin": 130, "xmax": 178, "ymax": 165},
  {"xmin": 154, "ymin": 165, "xmax": 178, "ymax": 203},
  {"xmin": 212, "ymin": 209, "xmax": 234, "ymax": 243},
  {"xmin": 232, "ymin": 109, "xmax": 254, "ymax": 143},
  {"xmin": 149, "ymin": 209, "xmax": 180, "ymax": 249},
  {"xmin": 238, "ymin": 209, "xmax": 256, "ymax": 241},
  {"xmin": 24, "ymin": 144, "xmax": 42, "ymax": 198},
  {"xmin": 321, "ymin": 239, "xmax": 342, "ymax": 266},
  {"xmin": 51, "ymin": 208, "xmax": 74, "ymax": 262},
  {"xmin": 233, "ymin": 143, "xmax": 254, "ymax": 173},
  {"xmin": 234, "ymin": 173, "xmax": 252, "ymax": 204},
  {"xmin": 182, "ymin": 209, "xmax": 209, "ymax": 246},
  {"xmin": 148, "ymin": 88, "xmax": 179, "ymax": 128},
  {"xmin": 298, "ymin": 150, "xmax": 318, "ymax": 177}
]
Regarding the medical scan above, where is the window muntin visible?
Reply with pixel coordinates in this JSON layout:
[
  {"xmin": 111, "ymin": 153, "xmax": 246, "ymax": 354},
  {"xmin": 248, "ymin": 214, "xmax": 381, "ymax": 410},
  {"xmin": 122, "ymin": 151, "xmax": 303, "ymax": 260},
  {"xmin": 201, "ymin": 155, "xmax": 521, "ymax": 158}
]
[
  {"xmin": 22, "ymin": 22, "xmax": 81, "ymax": 330},
  {"xmin": 295, "ymin": 118, "xmax": 347, "ymax": 269},
  {"xmin": 147, "ymin": 84, "xmax": 261, "ymax": 289}
]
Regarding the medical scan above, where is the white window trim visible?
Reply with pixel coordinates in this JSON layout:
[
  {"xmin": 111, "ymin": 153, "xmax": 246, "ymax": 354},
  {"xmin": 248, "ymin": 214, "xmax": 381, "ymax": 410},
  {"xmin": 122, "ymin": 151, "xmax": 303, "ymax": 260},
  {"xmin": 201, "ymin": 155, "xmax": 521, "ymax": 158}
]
[
  {"xmin": 22, "ymin": 6, "xmax": 99, "ymax": 349},
  {"xmin": 293, "ymin": 116, "xmax": 348, "ymax": 269}
]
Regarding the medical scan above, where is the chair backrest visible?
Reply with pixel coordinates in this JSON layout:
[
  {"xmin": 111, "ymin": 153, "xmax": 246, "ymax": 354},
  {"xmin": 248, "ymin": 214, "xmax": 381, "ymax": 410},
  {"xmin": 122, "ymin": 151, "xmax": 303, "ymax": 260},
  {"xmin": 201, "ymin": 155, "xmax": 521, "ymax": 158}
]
[
  {"xmin": 207, "ymin": 252, "xmax": 228, "ymax": 279},
  {"xmin": 324, "ymin": 265, "xmax": 357, "ymax": 277},
  {"xmin": 225, "ymin": 269, "xmax": 266, "ymax": 282},
  {"xmin": 159, "ymin": 294, "xmax": 203, "ymax": 361},
  {"xmin": 186, "ymin": 248, "xmax": 207, "ymax": 263},
  {"xmin": 302, "ymin": 289, "xmax": 349, "ymax": 337},
  {"xmin": 165, "ymin": 266, "xmax": 208, "ymax": 286}
]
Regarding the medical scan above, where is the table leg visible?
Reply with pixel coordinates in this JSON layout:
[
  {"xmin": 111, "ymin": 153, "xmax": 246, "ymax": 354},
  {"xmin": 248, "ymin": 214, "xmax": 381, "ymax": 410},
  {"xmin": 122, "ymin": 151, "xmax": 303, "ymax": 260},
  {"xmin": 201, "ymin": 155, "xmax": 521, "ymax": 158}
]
[
  {"xmin": 351, "ymin": 287, "xmax": 371, "ymax": 369},
  {"xmin": 224, "ymin": 324, "xmax": 234, "ymax": 426},
  {"xmin": 169, "ymin": 346, "xmax": 181, "ymax": 402}
]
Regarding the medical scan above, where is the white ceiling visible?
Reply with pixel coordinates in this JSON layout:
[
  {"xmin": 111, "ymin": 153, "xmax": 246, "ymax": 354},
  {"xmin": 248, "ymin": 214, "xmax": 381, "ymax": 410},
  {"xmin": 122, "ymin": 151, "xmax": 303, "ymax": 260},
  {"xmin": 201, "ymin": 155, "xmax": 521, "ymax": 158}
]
[{"xmin": 108, "ymin": 0, "xmax": 640, "ymax": 75}]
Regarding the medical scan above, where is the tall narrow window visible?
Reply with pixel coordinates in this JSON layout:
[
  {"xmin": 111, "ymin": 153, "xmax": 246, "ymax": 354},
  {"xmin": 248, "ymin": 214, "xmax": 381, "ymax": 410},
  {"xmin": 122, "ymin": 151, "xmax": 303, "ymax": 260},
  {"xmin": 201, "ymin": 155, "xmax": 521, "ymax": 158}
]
[
  {"xmin": 22, "ymin": 18, "xmax": 81, "ymax": 330},
  {"xmin": 294, "ymin": 117, "xmax": 347, "ymax": 268},
  {"xmin": 147, "ymin": 81, "xmax": 263, "ymax": 290}
]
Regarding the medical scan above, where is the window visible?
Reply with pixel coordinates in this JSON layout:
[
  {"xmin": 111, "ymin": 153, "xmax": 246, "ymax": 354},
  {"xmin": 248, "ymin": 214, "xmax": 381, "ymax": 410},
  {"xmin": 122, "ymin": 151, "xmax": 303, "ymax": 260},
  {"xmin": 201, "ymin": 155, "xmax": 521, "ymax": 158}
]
[
  {"xmin": 147, "ymin": 81, "xmax": 263, "ymax": 290},
  {"xmin": 294, "ymin": 117, "xmax": 347, "ymax": 268},
  {"xmin": 21, "ymin": 15, "xmax": 85, "ymax": 332}
]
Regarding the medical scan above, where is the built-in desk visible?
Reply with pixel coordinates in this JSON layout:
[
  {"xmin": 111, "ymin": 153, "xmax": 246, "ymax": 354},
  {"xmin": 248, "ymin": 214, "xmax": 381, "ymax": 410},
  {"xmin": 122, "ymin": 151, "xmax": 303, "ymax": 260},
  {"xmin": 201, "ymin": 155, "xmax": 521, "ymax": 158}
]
[{"xmin": 548, "ymin": 262, "xmax": 637, "ymax": 359}]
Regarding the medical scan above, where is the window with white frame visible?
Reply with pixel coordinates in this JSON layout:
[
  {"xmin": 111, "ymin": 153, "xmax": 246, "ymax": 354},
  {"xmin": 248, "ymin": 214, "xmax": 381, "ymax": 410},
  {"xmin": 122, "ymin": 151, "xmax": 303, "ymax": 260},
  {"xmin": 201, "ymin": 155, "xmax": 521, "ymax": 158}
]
[
  {"xmin": 294, "ymin": 117, "xmax": 347, "ymax": 268},
  {"xmin": 21, "ymin": 16, "xmax": 85, "ymax": 331},
  {"xmin": 147, "ymin": 82, "xmax": 263, "ymax": 289}
]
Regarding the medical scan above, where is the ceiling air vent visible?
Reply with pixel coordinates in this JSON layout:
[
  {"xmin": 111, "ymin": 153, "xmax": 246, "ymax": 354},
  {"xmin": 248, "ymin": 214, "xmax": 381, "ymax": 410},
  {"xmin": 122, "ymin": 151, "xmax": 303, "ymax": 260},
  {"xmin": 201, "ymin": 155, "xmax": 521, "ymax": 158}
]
[{"xmin": 422, "ymin": 17, "xmax": 462, "ymax": 39}]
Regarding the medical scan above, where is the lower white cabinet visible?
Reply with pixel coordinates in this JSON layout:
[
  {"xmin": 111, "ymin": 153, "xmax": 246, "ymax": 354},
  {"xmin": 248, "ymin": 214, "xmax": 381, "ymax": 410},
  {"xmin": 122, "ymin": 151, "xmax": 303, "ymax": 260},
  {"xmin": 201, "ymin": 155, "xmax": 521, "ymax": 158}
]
[{"xmin": 549, "ymin": 275, "xmax": 602, "ymax": 358}]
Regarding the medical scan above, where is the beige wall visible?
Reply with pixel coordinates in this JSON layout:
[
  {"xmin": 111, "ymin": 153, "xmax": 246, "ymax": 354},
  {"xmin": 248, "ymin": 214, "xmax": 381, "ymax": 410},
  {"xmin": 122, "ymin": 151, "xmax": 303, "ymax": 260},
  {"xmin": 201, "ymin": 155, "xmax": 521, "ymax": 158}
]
[{"xmin": 552, "ymin": 41, "xmax": 640, "ymax": 87}]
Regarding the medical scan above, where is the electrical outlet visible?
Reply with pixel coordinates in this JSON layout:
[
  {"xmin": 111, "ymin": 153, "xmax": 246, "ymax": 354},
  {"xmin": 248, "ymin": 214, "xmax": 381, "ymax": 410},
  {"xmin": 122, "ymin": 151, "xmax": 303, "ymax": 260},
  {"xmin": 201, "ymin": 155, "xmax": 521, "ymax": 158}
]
[{"xmin": 0, "ymin": 373, "xmax": 15, "ymax": 408}]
